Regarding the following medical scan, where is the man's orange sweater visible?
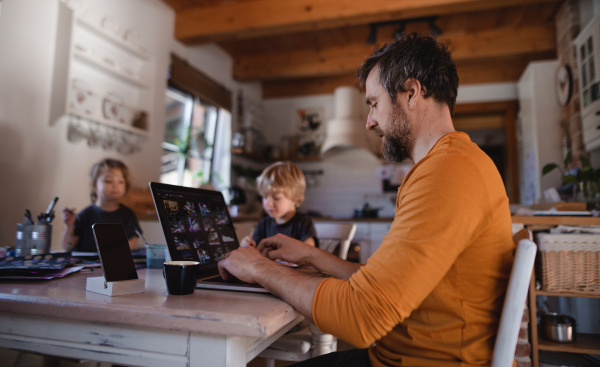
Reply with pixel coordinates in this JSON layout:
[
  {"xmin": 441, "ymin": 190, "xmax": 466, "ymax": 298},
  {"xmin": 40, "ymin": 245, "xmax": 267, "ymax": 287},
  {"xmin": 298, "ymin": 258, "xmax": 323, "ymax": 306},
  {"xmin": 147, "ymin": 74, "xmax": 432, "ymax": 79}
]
[{"xmin": 313, "ymin": 132, "xmax": 514, "ymax": 366}]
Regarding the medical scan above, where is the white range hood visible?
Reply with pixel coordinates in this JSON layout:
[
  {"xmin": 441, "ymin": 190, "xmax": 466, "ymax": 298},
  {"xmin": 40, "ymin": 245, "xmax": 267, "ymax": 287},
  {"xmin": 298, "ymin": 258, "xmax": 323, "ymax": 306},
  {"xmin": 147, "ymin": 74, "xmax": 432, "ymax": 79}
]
[{"xmin": 321, "ymin": 86, "xmax": 379, "ymax": 154}]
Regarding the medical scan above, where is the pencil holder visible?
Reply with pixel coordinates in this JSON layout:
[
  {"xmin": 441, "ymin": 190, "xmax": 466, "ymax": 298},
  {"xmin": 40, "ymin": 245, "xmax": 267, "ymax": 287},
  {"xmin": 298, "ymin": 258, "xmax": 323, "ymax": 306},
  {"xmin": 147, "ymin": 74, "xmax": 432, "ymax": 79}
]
[{"xmin": 16, "ymin": 224, "xmax": 52, "ymax": 257}]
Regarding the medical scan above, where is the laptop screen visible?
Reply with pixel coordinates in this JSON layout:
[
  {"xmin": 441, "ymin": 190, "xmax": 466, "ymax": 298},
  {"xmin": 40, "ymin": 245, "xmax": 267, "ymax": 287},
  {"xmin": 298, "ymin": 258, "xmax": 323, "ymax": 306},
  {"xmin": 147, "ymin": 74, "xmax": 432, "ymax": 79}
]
[{"xmin": 149, "ymin": 182, "xmax": 240, "ymax": 276}]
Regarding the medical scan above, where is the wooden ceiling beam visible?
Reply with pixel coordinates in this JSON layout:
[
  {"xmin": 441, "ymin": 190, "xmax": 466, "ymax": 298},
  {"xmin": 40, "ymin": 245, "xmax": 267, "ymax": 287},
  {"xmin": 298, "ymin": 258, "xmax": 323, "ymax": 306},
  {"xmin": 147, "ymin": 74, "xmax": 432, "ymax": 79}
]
[
  {"xmin": 235, "ymin": 24, "xmax": 555, "ymax": 81},
  {"xmin": 262, "ymin": 52, "xmax": 554, "ymax": 99},
  {"xmin": 263, "ymin": 74, "xmax": 359, "ymax": 99},
  {"xmin": 173, "ymin": 0, "xmax": 561, "ymax": 44}
]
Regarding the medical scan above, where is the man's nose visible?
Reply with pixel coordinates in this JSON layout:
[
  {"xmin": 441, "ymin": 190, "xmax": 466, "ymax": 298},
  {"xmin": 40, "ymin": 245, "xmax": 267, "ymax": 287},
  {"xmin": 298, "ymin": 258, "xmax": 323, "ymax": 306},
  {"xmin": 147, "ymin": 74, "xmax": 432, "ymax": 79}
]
[{"xmin": 366, "ymin": 112, "xmax": 377, "ymax": 131}]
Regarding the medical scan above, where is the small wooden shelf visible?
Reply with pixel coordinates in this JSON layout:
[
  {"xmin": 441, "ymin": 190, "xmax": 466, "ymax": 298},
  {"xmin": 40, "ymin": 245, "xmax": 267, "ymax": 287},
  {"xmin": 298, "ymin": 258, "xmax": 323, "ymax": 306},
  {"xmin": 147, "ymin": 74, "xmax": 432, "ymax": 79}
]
[
  {"xmin": 535, "ymin": 290, "xmax": 600, "ymax": 299},
  {"xmin": 520, "ymin": 214, "xmax": 600, "ymax": 366},
  {"xmin": 512, "ymin": 215, "xmax": 600, "ymax": 226},
  {"xmin": 538, "ymin": 332, "xmax": 600, "ymax": 355},
  {"xmin": 232, "ymin": 149, "xmax": 321, "ymax": 162}
]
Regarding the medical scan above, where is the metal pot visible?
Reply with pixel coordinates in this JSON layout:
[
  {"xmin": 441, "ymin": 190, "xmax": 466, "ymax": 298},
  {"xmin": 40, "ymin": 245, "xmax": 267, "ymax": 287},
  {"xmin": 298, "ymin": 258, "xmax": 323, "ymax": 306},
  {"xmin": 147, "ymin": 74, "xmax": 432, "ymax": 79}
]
[{"xmin": 540, "ymin": 313, "xmax": 577, "ymax": 343}]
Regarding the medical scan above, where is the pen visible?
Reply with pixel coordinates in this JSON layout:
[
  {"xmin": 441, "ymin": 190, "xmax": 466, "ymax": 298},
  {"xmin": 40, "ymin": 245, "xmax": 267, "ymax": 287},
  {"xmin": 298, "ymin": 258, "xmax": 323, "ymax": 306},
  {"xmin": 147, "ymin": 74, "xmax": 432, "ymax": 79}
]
[
  {"xmin": 135, "ymin": 229, "xmax": 148, "ymax": 246},
  {"xmin": 45, "ymin": 197, "xmax": 59, "ymax": 216},
  {"xmin": 24, "ymin": 209, "xmax": 34, "ymax": 225}
]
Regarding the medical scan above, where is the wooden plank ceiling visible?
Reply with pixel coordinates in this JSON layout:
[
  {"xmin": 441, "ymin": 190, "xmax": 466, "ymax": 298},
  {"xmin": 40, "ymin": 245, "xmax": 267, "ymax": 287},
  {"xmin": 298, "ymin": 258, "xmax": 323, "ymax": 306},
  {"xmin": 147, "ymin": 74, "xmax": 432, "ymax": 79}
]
[{"xmin": 162, "ymin": 0, "xmax": 562, "ymax": 99}]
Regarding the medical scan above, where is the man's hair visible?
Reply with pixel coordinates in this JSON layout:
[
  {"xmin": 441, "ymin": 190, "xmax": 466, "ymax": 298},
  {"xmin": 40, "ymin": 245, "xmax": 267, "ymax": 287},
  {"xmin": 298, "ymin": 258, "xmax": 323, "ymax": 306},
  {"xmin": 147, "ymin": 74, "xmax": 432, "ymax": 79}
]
[
  {"xmin": 256, "ymin": 161, "xmax": 306, "ymax": 207},
  {"xmin": 89, "ymin": 158, "xmax": 131, "ymax": 203},
  {"xmin": 357, "ymin": 32, "xmax": 459, "ymax": 115}
]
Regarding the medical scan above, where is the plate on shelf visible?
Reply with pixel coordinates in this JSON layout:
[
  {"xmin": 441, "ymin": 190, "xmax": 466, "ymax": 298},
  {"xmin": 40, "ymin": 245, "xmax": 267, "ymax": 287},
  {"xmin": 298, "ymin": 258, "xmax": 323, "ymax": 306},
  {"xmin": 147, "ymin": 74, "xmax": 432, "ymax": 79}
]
[
  {"xmin": 74, "ymin": 43, "xmax": 93, "ymax": 56},
  {"xmin": 102, "ymin": 93, "xmax": 135, "ymax": 125},
  {"xmin": 101, "ymin": 16, "xmax": 121, "ymax": 37},
  {"xmin": 69, "ymin": 80, "xmax": 96, "ymax": 115},
  {"xmin": 103, "ymin": 57, "xmax": 121, "ymax": 72},
  {"xmin": 123, "ymin": 29, "xmax": 148, "ymax": 54},
  {"xmin": 102, "ymin": 93, "xmax": 124, "ymax": 123},
  {"xmin": 118, "ymin": 104, "xmax": 134, "ymax": 125},
  {"xmin": 121, "ymin": 66, "xmax": 141, "ymax": 80}
]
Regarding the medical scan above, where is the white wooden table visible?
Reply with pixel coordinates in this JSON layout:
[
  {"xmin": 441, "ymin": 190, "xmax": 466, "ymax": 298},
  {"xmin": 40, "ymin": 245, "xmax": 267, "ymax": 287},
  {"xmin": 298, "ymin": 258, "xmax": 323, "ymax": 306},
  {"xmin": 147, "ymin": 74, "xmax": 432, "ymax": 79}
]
[{"xmin": 0, "ymin": 268, "xmax": 303, "ymax": 367}]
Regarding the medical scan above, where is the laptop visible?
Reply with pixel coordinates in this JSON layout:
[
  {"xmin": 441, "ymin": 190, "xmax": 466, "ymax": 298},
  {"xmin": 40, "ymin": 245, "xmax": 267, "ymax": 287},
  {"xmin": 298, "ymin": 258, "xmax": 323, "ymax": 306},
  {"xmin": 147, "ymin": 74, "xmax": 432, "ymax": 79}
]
[{"xmin": 149, "ymin": 182, "xmax": 269, "ymax": 293}]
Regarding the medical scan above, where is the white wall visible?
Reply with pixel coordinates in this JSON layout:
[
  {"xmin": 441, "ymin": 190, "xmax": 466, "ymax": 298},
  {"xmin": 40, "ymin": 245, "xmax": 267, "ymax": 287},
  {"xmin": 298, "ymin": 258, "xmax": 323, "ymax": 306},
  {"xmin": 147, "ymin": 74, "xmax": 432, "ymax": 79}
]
[{"xmin": 0, "ymin": 0, "xmax": 250, "ymax": 251}]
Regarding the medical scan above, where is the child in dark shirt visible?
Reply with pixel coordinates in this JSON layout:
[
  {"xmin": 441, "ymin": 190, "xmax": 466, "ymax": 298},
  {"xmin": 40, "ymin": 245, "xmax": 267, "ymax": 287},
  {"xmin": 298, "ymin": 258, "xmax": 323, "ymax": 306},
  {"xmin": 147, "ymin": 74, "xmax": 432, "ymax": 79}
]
[
  {"xmin": 241, "ymin": 161, "xmax": 317, "ymax": 248},
  {"xmin": 61, "ymin": 158, "xmax": 141, "ymax": 252}
]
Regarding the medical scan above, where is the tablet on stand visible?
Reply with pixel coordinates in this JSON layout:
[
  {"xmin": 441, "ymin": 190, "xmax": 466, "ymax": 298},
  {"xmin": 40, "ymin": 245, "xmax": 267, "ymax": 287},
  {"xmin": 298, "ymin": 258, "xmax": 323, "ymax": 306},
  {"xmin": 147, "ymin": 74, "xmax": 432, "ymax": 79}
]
[{"xmin": 86, "ymin": 223, "xmax": 145, "ymax": 296}]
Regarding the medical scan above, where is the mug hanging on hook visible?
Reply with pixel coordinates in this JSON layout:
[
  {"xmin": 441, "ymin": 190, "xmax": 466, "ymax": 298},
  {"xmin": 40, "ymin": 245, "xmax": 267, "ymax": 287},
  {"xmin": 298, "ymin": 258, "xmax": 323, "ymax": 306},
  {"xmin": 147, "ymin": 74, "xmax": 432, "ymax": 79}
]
[
  {"xmin": 67, "ymin": 115, "xmax": 85, "ymax": 143},
  {"xmin": 86, "ymin": 121, "xmax": 101, "ymax": 147}
]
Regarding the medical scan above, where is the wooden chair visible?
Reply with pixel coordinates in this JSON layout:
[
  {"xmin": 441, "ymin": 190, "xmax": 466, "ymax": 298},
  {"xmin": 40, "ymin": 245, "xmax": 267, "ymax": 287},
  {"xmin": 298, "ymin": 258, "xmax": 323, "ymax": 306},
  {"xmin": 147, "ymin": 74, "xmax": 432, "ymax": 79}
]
[
  {"xmin": 258, "ymin": 221, "xmax": 357, "ymax": 366},
  {"xmin": 492, "ymin": 229, "xmax": 537, "ymax": 367}
]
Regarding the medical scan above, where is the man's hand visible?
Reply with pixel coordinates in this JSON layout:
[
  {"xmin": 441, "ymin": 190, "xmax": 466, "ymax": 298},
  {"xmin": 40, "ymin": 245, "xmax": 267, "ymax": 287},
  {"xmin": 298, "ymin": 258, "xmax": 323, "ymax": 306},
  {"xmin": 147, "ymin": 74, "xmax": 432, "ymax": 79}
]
[
  {"xmin": 218, "ymin": 246, "xmax": 269, "ymax": 283},
  {"xmin": 220, "ymin": 240, "xmax": 325, "ymax": 321},
  {"xmin": 257, "ymin": 234, "xmax": 316, "ymax": 267},
  {"xmin": 240, "ymin": 235, "xmax": 257, "ymax": 248}
]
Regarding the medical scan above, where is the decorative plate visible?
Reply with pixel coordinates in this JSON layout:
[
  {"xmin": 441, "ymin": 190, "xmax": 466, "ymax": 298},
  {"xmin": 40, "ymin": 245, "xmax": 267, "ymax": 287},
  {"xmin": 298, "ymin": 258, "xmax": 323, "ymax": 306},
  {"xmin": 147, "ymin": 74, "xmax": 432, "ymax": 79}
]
[{"xmin": 69, "ymin": 80, "xmax": 95, "ymax": 115}]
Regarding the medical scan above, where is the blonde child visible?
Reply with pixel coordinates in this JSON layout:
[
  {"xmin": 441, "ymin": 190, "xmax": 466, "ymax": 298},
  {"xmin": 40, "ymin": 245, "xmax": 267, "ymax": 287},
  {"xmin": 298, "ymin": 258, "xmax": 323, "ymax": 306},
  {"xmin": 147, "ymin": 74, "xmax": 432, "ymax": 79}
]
[
  {"xmin": 62, "ymin": 158, "xmax": 141, "ymax": 252},
  {"xmin": 241, "ymin": 161, "xmax": 317, "ymax": 248}
]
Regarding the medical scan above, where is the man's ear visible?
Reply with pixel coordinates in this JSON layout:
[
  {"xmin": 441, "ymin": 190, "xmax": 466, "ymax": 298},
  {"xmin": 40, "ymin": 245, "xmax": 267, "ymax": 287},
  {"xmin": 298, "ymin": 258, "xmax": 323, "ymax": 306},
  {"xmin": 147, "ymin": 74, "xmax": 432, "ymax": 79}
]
[{"xmin": 405, "ymin": 78, "xmax": 421, "ymax": 110}]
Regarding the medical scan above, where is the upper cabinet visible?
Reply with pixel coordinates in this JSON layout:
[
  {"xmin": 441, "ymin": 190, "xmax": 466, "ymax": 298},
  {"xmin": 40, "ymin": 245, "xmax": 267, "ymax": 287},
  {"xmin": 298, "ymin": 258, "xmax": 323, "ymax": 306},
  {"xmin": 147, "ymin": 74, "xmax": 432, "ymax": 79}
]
[
  {"xmin": 49, "ymin": 2, "xmax": 154, "ymax": 153},
  {"xmin": 575, "ymin": 12, "xmax": 600, "ymax": 152}
]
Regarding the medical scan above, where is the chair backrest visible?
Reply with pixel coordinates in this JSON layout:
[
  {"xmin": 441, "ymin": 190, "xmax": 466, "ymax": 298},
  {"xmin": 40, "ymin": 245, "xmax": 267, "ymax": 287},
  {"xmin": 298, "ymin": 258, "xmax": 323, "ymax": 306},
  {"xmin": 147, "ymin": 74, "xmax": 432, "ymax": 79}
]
[
  {"xmin": 314, "ymin": 222, "xmax": 357, "ymax": 260},
  {"xmin": 491, "ymin": 229, "xmax": 536, "ymax": 367}
]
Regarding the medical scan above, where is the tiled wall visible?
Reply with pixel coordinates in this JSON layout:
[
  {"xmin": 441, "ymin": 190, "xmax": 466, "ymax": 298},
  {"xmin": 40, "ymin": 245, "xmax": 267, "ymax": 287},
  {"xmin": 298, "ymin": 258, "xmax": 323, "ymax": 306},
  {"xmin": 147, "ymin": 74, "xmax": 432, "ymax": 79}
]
[{"xmin": 296, "ymin": 148, "xmax": 397, "ymax": 219}]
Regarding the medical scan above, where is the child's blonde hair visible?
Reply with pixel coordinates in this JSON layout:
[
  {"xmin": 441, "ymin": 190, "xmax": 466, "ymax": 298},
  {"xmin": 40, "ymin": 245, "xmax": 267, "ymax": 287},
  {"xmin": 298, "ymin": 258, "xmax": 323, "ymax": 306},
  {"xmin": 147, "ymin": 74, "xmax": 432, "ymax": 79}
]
[
  {"xmin": 256, "ymin": 161, "xmax": 306, "ymax": 207},
  {"xmin": 89, "ymin": 158, "xmax": 131, "ymax": 203}
]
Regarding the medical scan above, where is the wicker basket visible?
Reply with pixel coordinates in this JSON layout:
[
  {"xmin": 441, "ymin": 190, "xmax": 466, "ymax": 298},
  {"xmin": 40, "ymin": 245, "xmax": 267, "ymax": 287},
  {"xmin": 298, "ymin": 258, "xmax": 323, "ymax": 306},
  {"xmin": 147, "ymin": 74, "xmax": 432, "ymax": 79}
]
[{"xmin": 538, "ymin": 233, "xmax": 600, "ymax": 295}]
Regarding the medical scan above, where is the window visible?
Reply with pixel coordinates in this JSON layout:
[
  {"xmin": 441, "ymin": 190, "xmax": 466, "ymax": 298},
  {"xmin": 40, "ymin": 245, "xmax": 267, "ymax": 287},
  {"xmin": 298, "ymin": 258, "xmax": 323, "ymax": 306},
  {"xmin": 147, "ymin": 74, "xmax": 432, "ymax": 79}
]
[{"xmin": 161, "ymin": 87, "xmax": 231, "ymax": 192}]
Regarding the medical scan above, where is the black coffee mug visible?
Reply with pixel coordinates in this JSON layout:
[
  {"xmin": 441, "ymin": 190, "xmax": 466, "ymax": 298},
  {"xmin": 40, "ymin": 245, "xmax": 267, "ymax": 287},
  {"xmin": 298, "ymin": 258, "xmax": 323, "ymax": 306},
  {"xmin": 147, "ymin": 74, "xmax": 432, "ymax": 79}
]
[{"xmin": 163, "ymin": 261, "xmax": 200, "ymax": 295}]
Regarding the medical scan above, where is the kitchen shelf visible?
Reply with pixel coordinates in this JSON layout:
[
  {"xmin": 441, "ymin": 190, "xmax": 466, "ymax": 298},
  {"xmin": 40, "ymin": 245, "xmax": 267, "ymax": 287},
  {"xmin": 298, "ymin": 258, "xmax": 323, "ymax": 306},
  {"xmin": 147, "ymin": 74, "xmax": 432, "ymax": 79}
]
[
  {"xmin": 537, "ymin": 332, "xmax": 600, "ymax": 355},
  {"xmin": 511, "ymin": 214, "xmax": 600, "ymax": 226},
  {"xmin": 535, "ymin": 290, "xmax": 600, "ymax": 299},
  {"xmin": 515, "ymin": 215, "xmax": 600, "ymax": 366},
  {"xmin": 75, "ymin": 16, "xmax": 150, "ymax": 60},
  {"xmin": 232, "ymin": 148, "xmax": 321, "ymax": 162},
  {"xmin": 73, "ymin": 50, "xmax": 149, "ymax": 88},
  {"xmin": 50, "ymin": 2, "xmax": 155, "ymax": 149},
  {"xmin": 68, "ymin": 109, "xmax": 149, "ymax": 136}
]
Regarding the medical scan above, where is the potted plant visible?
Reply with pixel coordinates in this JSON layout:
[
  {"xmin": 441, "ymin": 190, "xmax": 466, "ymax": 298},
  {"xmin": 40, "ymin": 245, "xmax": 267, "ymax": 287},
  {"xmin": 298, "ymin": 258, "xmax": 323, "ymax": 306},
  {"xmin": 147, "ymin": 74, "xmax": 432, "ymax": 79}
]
[{"xmin": 542, "ymin": 151, "xmax": 600, "ymax": 202}]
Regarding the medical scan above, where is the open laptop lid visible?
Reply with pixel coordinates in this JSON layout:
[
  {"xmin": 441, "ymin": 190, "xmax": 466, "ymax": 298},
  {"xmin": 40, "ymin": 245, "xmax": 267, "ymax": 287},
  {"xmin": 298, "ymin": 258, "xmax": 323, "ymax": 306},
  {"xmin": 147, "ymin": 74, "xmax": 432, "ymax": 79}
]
[{"xmin": 149, "ymin": 182, "xmax": 240, "ymax": 278}]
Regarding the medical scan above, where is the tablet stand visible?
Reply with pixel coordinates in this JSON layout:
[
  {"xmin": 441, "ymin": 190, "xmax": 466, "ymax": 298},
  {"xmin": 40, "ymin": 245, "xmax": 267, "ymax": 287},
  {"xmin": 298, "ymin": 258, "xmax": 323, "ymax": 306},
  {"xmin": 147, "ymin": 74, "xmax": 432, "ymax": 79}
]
[{"xmin": 86, "ymin": 276, "xmax": 145, "ymax": 296}]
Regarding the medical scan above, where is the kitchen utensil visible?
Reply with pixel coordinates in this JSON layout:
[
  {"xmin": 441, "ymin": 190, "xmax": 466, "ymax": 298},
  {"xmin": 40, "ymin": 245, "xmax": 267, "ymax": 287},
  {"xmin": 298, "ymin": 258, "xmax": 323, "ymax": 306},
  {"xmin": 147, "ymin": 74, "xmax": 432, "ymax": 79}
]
[
  {"xmin": 541, "ymin": 313, "xmax": 577, "ymax": 343},
  {"xmin": 45, "ymin": 197, "xmax": 59, "ymax": 217},
  {"xmin": 354, "ymin": 203, "xmax": 382, "ymax": 218},
  {"xmin": 16, "ymin": 224, "xmax": 52, "ymax": 256},
  {"xmin": 539, "ymin": 302, "xmax": 577, "ymax": 343}
]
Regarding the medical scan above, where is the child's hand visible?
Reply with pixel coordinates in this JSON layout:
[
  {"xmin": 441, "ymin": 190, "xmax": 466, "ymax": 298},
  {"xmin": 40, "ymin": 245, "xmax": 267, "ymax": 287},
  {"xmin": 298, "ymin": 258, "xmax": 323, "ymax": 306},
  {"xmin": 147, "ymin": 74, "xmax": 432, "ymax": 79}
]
[
  {"xmin": 240, "ymin": 236, "xmax": 256, "ymax": 248},
  {"xmin": 62, "ymin": 208, "xmax": 76, "ymax": 226}
]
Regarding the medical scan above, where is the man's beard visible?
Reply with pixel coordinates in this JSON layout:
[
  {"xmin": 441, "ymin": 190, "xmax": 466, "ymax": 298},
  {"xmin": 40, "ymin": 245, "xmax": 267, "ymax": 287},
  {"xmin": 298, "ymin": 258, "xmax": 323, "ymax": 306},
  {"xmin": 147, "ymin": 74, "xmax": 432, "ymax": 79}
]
[{"xmin": 380, "ymin": 103, "xmax": 412, "ymax": 163}]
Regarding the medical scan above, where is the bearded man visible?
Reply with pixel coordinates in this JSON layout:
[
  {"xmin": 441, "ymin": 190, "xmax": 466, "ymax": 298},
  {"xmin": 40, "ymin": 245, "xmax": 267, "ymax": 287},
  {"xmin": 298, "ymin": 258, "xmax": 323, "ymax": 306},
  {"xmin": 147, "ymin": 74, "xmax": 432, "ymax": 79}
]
[{"xmin": 219, "ymin": 33, "xmax": 514, "ymax": 367}]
